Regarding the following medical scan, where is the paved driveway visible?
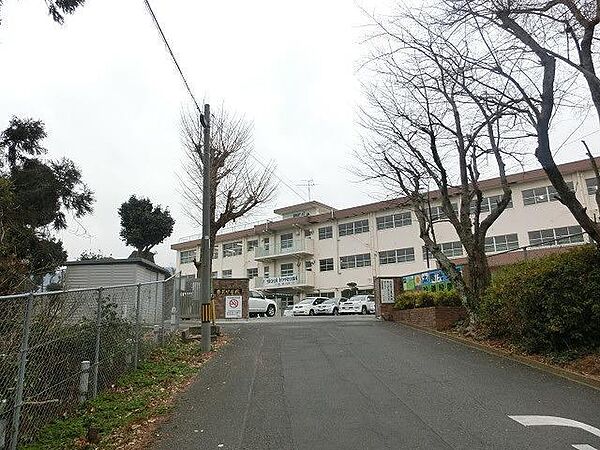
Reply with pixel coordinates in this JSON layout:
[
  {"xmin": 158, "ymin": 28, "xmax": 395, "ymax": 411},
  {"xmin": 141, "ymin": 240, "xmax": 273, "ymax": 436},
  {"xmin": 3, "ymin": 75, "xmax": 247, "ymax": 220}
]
[{"xmin": 154, "ymin": 316, "xmax": 600, "ymax": 450}]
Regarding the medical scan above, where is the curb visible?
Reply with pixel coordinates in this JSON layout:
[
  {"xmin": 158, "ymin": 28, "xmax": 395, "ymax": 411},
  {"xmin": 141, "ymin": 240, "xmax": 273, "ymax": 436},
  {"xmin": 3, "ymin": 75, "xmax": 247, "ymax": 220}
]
[{"xmin": 389, "ymin": 320, "xmax": 600, "ymax": 392}]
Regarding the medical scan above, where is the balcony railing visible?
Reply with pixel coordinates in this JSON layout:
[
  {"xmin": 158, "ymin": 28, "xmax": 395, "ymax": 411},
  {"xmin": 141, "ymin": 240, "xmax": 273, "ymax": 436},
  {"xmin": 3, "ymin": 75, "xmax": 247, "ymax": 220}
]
[
  {"xmin": 254, "ymin": 238, "xmax": 314, "ymax": 260},
  {"xmin": 254, "ymin": 272, "xmax": 314, "ymax": 289}
]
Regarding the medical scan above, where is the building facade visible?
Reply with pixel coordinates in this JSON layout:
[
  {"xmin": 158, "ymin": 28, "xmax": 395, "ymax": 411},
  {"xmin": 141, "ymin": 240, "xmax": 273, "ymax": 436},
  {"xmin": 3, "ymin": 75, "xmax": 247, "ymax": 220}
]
[{"xmin": 172, "ymin": 158, "xmax": 599, "ymax": 304}]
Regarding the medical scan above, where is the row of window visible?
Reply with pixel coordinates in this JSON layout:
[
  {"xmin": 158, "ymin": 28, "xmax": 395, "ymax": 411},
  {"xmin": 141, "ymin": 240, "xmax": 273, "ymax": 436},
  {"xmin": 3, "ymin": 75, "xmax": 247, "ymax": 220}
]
[
  {"xmin": 208, "ymin": 181, "xmax": 596, "ymax": 258},
  {"xmin": 215, "ymin": 226, "xmax": 585, "ymax": 276},
  {"xmin": 184, "ymin": 224, "xmax": 585, "ymax": 266}
]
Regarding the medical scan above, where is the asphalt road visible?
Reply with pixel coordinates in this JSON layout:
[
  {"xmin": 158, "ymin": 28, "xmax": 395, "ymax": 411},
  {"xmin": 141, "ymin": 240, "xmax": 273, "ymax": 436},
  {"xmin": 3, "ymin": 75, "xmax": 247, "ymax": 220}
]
[{"xmin": 153, "ymin": 316, "xmax": 600, "ymax": 450}]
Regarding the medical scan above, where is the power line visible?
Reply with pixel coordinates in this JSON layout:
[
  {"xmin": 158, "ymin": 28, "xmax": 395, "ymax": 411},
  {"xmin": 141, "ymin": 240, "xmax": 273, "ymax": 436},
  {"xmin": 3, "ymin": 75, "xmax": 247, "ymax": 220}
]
[
  {"xmin": 249, "ymin": 153, "xmax": 308, "ymax": 202},
  {"xmin": 143, "ymin": 2, "xmax": 307, "ymax": 204},
  {"xmin": 142, "ymin": 0, "xmax": 203, "ymax": 116}
]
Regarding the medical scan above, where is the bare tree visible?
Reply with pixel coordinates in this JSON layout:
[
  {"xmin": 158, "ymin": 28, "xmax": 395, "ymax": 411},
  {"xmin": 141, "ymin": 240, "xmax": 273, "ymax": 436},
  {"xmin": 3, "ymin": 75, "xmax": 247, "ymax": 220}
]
[
  {"xmin": 180, "ymin": 106, "xmax": 277, "ymax": 277},
  {"xmin": 359, "ymin": 12, "xmax": 521, "ymax": 322},
  {"xmin": 447, "ymin": 0, "xmax": 600, "ymax": 246}
]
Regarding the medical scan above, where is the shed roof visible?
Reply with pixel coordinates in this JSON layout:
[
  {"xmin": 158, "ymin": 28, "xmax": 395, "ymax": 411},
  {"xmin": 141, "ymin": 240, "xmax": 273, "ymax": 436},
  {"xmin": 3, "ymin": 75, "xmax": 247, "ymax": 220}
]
[{"xmin": 65, "ymin": 258, "xmax": 172, "ymax": 277}]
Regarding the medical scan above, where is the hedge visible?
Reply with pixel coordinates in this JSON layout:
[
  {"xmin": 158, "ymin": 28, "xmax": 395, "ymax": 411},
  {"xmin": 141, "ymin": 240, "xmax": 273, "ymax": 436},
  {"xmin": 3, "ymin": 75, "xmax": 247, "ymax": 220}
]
[
  {"xmin": 478, "ymin": 245, "xmax": 600, "ymax": 355},
  {"xmin": 395, "ymin": 290, "xmax": 462, "ymax": 310}
]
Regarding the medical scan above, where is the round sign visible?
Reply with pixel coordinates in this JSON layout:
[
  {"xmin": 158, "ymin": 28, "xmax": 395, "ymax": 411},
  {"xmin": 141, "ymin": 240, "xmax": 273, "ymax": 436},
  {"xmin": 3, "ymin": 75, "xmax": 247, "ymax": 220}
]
[{"xmin": 229, "ymin": 298, "xmax": 240, "ymax": 308}]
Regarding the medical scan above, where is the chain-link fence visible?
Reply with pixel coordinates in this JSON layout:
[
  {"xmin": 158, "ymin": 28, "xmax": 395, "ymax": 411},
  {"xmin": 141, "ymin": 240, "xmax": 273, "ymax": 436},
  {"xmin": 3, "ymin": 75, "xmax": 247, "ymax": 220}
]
[{"xmin": 0, "ymin": 275, "xmax": 179, "ymax": 449}]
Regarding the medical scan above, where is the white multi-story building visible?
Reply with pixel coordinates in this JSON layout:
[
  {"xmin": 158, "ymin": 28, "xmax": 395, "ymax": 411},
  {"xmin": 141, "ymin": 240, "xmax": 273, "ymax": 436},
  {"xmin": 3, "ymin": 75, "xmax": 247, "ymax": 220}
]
[{"xmin": 172, "ymin": 157, "xmax": 599, "ymax": 304}]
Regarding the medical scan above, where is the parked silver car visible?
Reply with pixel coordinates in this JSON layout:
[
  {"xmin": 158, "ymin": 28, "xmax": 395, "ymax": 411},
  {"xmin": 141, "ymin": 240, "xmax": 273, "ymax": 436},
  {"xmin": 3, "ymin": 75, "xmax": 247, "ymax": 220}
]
[
  {"xmin": 315, "ymin": 298, "xmax": 344, "ymax": 315},
  {"xmin": 293, "ymin": 297, "xmax": 326, "ymax": 316}
]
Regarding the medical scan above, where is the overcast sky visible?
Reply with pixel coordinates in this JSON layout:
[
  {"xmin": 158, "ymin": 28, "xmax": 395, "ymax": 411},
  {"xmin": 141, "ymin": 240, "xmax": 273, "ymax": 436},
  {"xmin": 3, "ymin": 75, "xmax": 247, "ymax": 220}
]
[{"xmin": 0, "ymin": 0, "xmax": 596, "ymax": 268}]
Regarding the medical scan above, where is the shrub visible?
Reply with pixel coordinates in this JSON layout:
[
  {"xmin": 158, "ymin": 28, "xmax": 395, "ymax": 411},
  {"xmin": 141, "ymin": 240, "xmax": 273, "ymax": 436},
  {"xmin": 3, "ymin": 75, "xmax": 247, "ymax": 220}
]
[
  {"xmin": 433, "ymin": 290, "xmax": 462, "ymax": 307},
  {"xmin": 395, "ymin": 290, "xmax": 462, "ymax": 310},
  {"xmin": 479, "ymin": 245, "xmax": 600, "ymax": 355}
]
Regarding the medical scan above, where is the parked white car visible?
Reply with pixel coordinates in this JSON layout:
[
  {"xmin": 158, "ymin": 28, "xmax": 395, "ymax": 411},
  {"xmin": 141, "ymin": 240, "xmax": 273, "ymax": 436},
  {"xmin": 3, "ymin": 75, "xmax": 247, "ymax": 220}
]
[
  {"xmin": 293, "ymin": 297, "xmax": 326, "ymax": 316},
  {"xmin": 367, "ymin": 296, "xmax": 376, "ymax": 314},
  {"xmin": 249, "ymin": 290, "xmax": 277, "ymax": 317},
  {"xmin": 339, "ymin": 295, "xmax": 374, "ymax": 315},
  {"xmin": 315, "ymin": 298, "xmax": 342, "ymax": 315}
]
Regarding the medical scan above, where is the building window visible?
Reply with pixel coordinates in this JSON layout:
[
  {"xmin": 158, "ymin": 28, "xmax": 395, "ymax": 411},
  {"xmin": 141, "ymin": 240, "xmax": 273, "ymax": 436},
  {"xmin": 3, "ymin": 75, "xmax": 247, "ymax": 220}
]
[
  {"xmin": 180, "ymin": 250, "xmax": 195, "ymax": 264},
  {"xmin": 522, "ymin": 182, "xmax": 574, "ymax": 206},
  {"xmin": 222, "ymin": 241, "xmax": 242, "ymax": 257},
  {"xmin": 280, "ymin": 263, "xmax": 294, "ymax": 276},
  {"xmin": 319, "ymin": 258, "xmax": 334, "ymax": 272},
  {"xmin": 586, "ymin": 177, "xmax": 598, "ymax": 195},
  {"xmin": 470, "ymin": 195, "xmax": 513, "ymax": 214},
  {"xmin": 247, "ymin": 239, "xmax": 258, "ymax": 251},
  {"xmin": 305, "ymin": 229, "xmax": 313, "ymax": 238},
  {"xmin": 338, "ymin": 219, "xmax": 369, "ymax": 237},
  {"xmin": 340, "ymin": 253, "xmax": 371, "ymax": 269},
  {"xmin": 263, "ymin": 237, "xmax": 270, "ymax": 251},
  {"xmin": 485, "ymin": 234, "xmax": 519, "ymax": 253},
  {"xmin": 376, "ymin": 212, "xmax": 412, "ymax": 230},
  {"xmin": 222, "ymin": 269, "xmax": 232, "ymax": 278},
  {"xmin": 305, "ymin": 260, "xmax": 313, "ymax": 271},
  {"xmin": 318, "ymin": 226, "xmax": 333, "ymax": 240},
  {"xmin": 428, "ymin": 203, "xmax": 458, "ymax": 221},
  {"xmin": 422, "ymin": 241, "xmax": 463, "ymax": 260},
  {"xmin": 379, "ymin": 247, "xmax": 415, "ymax": 265},
  {"xmin": 263, "ymin": 266, "xmax": 269, "ymax": 278},
  {"xmin": 211, "ymin": 271, "xmax": 217, "ymax": 278},
  {"xmin": 247, "ymin": 268, "xmax": 258, "ymax": 279},
  {"xmin": 528, "ymin": 226, "xmax": 584, "ymax": 247},
  {"xmin": 212, "ymin": 245, "xmax": 219, "ymax": 259},
  {"xmin": 280, "ymin": 233, "xmax": 294, "ymax": 250}
]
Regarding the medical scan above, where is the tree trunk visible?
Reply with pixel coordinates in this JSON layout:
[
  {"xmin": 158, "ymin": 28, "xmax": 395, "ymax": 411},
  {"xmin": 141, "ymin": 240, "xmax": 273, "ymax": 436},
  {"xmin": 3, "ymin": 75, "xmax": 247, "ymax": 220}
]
[
  {"xmin": 536, "ymin": 129, "xmax": 600, "ymax": 245},
  {"xmin": 464, "ymin": 246, "xmax": 491, "ymax": 321}
]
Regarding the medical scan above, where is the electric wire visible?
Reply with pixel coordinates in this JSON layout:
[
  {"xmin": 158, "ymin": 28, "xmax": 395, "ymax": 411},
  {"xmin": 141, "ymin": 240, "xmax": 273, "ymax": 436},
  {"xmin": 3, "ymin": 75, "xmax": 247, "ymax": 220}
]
[
  {"xmin": 143, "ymin": 1, "xmax": 308, "ymax": 203},
  {"xmin": 142, "ymin": 0, "xmax": 203, "ymax": 116}
]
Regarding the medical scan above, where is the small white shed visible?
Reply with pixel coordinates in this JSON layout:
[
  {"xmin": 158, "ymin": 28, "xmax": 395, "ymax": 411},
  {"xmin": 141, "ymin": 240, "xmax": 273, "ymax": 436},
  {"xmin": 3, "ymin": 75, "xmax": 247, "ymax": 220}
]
[
  {"xmin": 63, "ymin": 258, "xmax": 172, "ymax": 324},
  {"xmin": 64, "ymin": 258, "xmax": 171, "ymax": 289}
]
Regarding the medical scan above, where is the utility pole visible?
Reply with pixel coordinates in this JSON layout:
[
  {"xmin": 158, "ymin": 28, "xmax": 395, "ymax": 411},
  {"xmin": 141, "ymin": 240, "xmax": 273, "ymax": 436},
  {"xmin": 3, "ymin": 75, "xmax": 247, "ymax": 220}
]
[{"xmin": 200, "ymin": 103, "xmax": 212, "ymax": 352}]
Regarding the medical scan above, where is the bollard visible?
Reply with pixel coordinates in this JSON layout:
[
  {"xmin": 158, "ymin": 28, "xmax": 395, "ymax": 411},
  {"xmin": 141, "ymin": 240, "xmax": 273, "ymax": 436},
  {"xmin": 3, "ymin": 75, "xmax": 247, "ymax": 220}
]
[
  {"xmin": 79, "ymin": 361, "xmax": 91, "ymax": 404},
  {"xmin": 153, "ymin": 325, "xmax": 161, "ymax": 344},
  {"xmin": 170, "ymin": 306, "xmax": 177, "ymax": 332}
]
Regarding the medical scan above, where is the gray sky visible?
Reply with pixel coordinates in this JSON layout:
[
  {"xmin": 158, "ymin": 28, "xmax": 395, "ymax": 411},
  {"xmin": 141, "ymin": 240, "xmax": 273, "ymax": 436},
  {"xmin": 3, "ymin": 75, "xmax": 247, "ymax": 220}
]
[{"xmin": 0, "ymin": 0, "xmax": 597, "ymax": 268}]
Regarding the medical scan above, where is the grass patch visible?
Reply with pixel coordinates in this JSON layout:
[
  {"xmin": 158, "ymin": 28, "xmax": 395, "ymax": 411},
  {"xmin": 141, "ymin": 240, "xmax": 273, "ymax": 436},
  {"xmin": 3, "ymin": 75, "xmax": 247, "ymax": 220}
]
[{"xmin": 21, "ymin": 338, "xmax": 221, "ymax": 450}]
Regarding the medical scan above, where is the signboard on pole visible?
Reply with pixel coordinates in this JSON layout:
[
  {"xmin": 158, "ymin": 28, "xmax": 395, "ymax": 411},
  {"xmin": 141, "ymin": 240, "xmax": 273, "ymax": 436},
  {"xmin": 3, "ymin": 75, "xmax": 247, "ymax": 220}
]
[
  {"xmin": 380, "ymin": 279, "xmax": 395, "ymax": 304},
  {"xmin": 225, "ymin": 295, "xmax": 242, "ymax": 319}
]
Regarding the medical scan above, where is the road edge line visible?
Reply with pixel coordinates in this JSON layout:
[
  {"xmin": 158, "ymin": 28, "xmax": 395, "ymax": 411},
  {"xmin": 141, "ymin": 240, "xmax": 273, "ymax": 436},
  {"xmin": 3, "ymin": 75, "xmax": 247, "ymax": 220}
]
[{"xmin": 388, "ymin": 320, "xmax": 600, "ymax": 392}]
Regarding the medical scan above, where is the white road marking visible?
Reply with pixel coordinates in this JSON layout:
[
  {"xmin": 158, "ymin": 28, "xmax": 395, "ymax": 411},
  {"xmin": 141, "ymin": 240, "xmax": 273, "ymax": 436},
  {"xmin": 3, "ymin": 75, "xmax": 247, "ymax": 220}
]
[
  {"xmin": 508, "ymin": 416, "xmax": 600, "ymax": 438},
  {"xmin": 509, "ymin": 415, "xmax": 600, "ymax": 450}
]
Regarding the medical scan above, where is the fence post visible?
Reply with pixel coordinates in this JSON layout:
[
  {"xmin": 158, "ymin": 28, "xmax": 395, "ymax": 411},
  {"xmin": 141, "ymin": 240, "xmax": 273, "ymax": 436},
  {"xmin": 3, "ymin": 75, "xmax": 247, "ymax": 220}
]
[
  {"xmin": 10, "ymin": 293, "xmax": 34, "ymax": 450},
  {"xmin": 91, "ymin": 288, "xmax": 102, "ymax": 398},
  {"xmin": 134, "ymin": 284, "xmax": 141, "ymax": 370},
  {"xmin": 172, "ymin": 274, "xmax": 181, "ymax": 330},
  {"xmin": 79, "ymin": 361, "xmax": 90, "ymax": 404}
]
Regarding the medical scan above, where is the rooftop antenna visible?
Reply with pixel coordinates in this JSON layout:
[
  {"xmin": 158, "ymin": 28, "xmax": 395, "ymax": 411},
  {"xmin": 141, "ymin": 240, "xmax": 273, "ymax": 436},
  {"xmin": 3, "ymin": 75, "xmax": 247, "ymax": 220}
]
[{"xmin": 296, "ymin": 179, "xmax": 316, "ymax": 201}]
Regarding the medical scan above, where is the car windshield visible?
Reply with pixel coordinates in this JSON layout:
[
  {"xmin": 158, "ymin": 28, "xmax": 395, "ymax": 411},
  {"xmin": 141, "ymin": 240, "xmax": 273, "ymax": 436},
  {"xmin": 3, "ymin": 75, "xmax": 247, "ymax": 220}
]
[
  {"xmin": 323, "ymin": 299, "xmax": 336, "ymax": 304},
  {"xmin": 298, "ymin": 299, "xmax": 314, "ymax": 305},
  {"xmin": 349, "ymin": 295, "xmax": 364, "ymax": 301}
]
